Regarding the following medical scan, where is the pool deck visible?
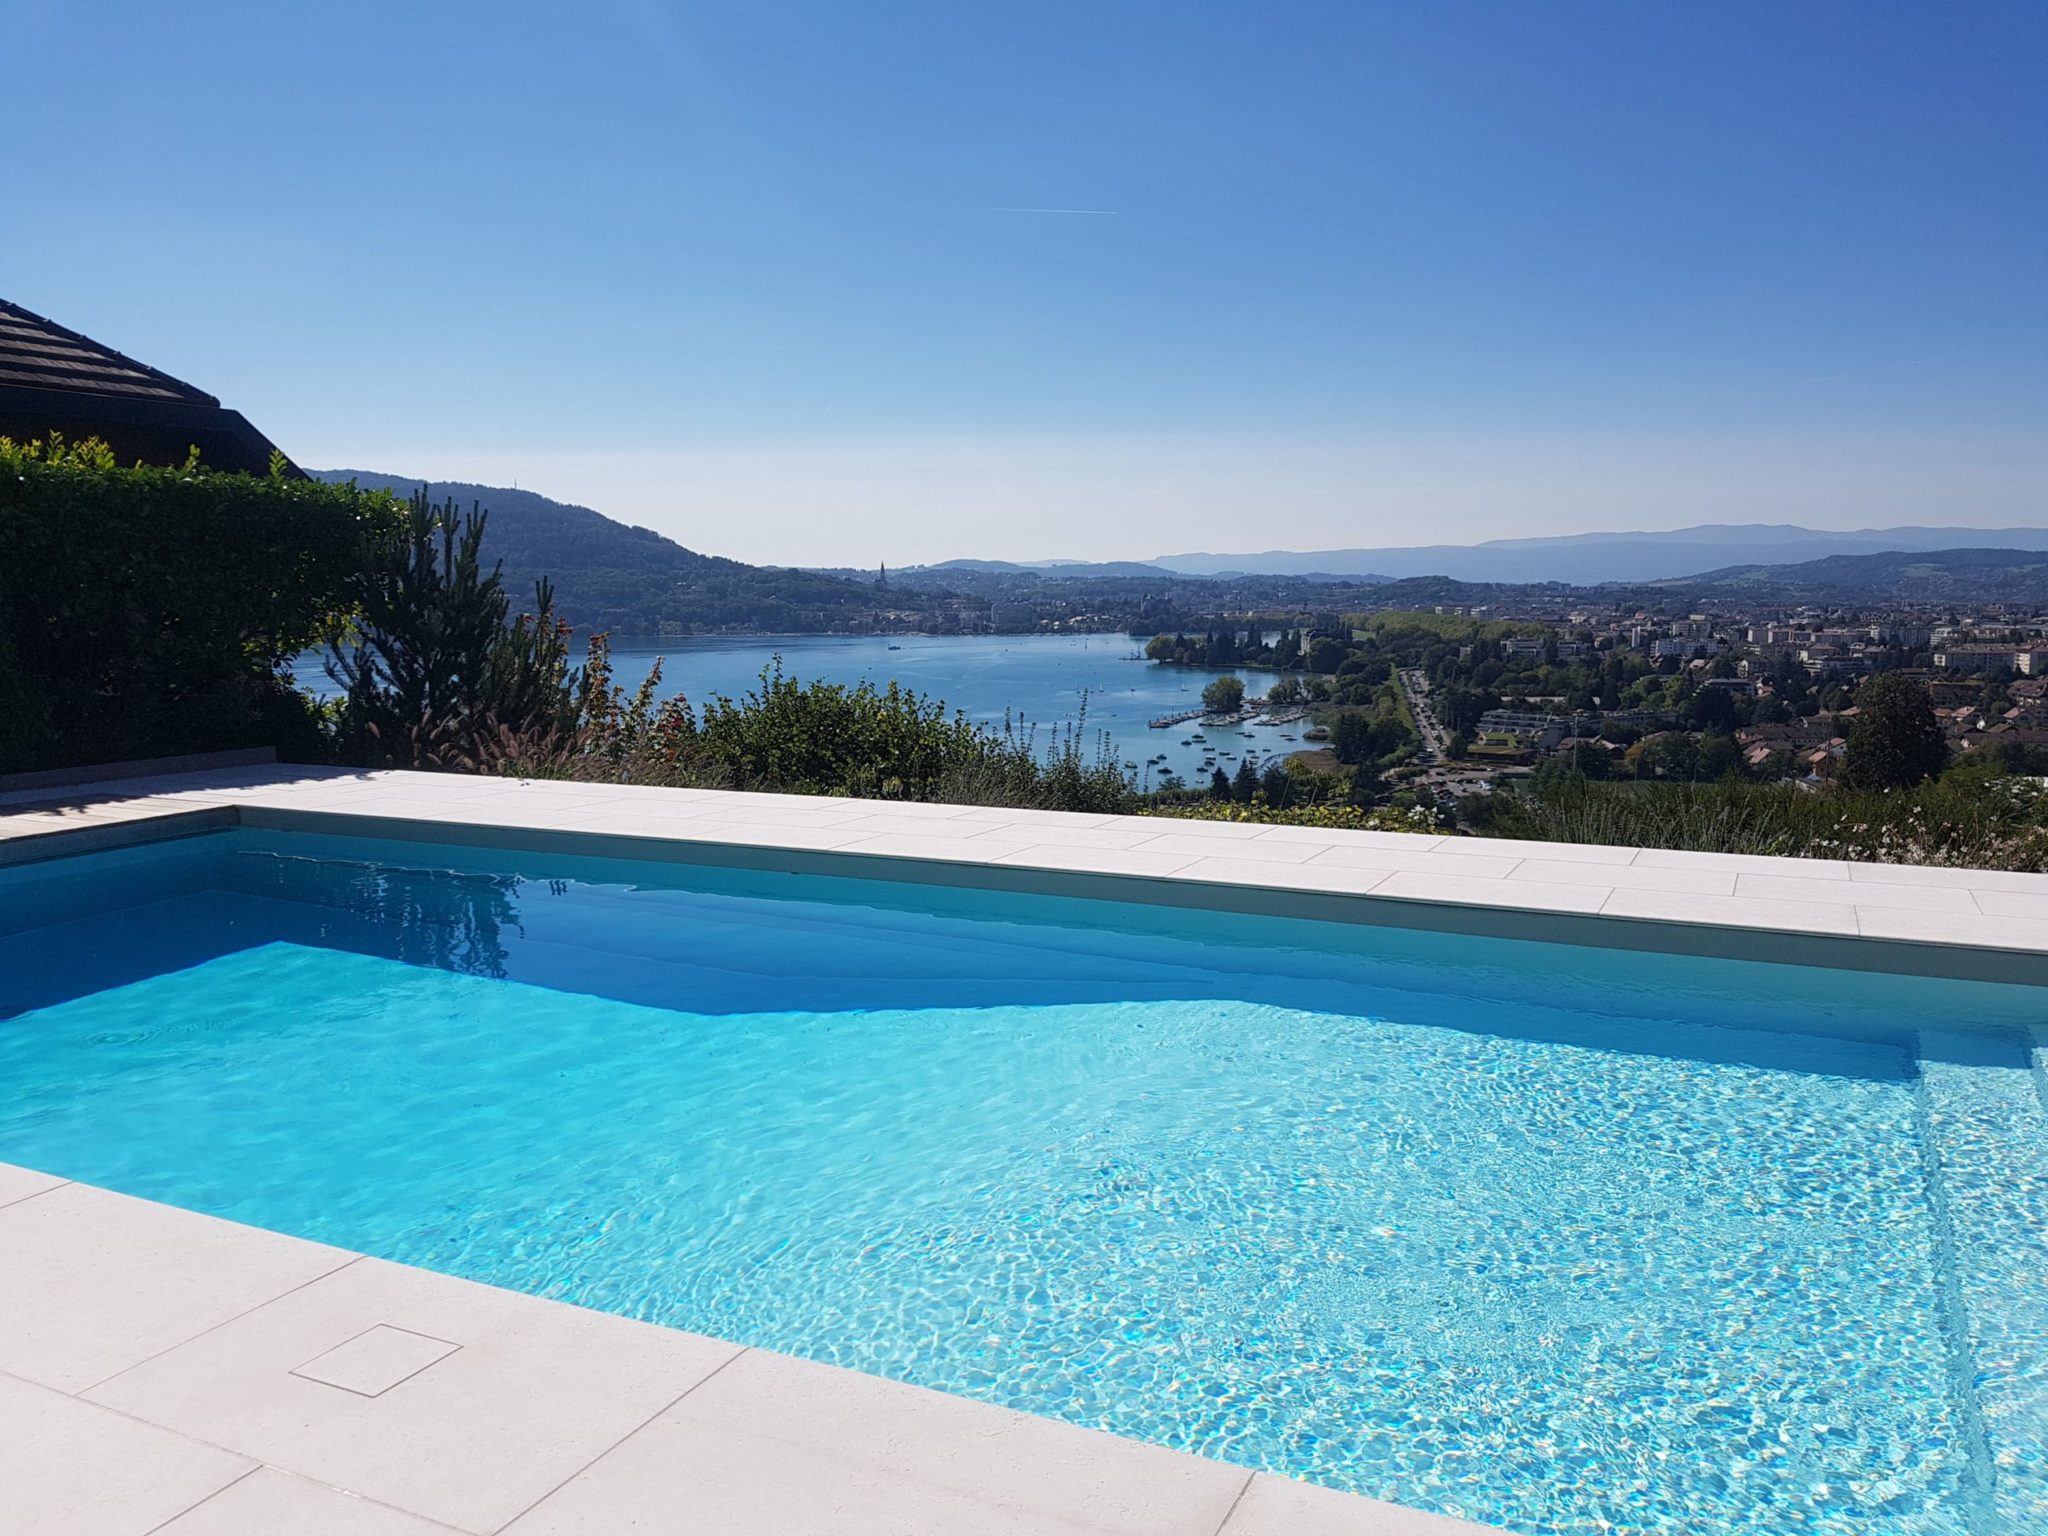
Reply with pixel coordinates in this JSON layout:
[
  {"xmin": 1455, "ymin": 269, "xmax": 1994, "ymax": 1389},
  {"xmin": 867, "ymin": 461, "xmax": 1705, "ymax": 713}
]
[{"xmin": 7, "ymin": 761, "xmax": 2048, "ymax": 1535}]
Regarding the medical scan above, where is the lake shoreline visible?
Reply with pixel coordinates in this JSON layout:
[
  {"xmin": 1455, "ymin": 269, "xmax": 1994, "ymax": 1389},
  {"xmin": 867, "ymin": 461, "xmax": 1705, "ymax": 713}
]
[{"xmin": 296, "ymin": 632, "xmax": 1308, "ymax": 788}]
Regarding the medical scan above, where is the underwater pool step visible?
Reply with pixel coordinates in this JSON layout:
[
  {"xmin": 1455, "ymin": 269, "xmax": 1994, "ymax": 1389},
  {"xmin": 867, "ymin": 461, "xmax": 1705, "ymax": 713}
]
[{"xmin": 1915, "ymin": 1027, "xmax": 2048, "ymax": 1533}]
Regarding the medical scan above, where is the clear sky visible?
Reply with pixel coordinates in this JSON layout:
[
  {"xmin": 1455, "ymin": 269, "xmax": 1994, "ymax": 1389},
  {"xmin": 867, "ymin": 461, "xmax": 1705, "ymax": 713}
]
[{"xmin": 5, "ymin": 0, "xmax": 2044, "ymax": 565}]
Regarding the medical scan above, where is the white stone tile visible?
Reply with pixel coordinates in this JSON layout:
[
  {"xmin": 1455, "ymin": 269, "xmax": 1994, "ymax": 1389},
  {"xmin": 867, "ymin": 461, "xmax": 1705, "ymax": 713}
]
[
  {"xmin": 1440, "ymin": 836, "xmax": 1638, "ymax": 866},
  {"xmin": 651, "ymin": 800, "xmax": 872, "ymax": 827},
  {"xmin": 823, "ymin": 814, "xmax": 1021, "ymax": 838},
  {"xmin": 1220, "ymin": 1472, "xmax": 1510, "ymax": 1534},
  {"xmin": 950, "ymin": 806, "xmax": 1121, "ymax": 829},
  {"xmin": 441, "ymin": 803, "xmax": 656, "ymax": 832},
  {"xmin": 16, "ymin": 801, "xmax": 217, "ymax": 828},
  {"xmin": 1845, "ymin": 861, "xmax": 2048, "ymax": 894},
  {"xmin": 155, "ymin": 1468, "xmax": 461, "ymax": 1536},
  {"xmin": 657, "ymin": 1348, "xmax": 1246, "ymax": 1536},
  {"xmin": 0, "ymin": 1162, "xmax": 67, "ymax": 1209},
  {"xmin": 833, "ymin": 798, "xmax": 985, "ymax": 822},
  {"xmin": 1122, "ymin": 816, "xmax": 1273, "ymax": 839},
  {"xmin": 292, "ymin": 1325, "xmax": 461, "ymax": 1397},
  {"xmin": 0, "ymin": 1183, "xmax": 355, "ymax": 1393},
  {"xmin": 992, "ymin": 845, "xmax": 1204, "ymax": 878},
  {"xmin": 942, "ymin": 821, "xmax": 1162, "ymax": 851},
  {"xmin": 1130, "ymin": 832, "xmax": 1323, "ymax": 864},
  {"xmin": 1250, "ymin": 825, "xmax": 1445, "ymax": 850},
  {"xmin": 0, "ymin": 1372, "xmax": 253, "ymax": 1536},
  {"xmin": 501, "ymin": 1414, "xmax": 1108, "ymax": 1536},
  {"xmin": 1306, "ymin": 845, "xmax": 1525, "ymax": 880},
  {"xmin": 837, "ymin": 833, "xmax": 1040, "ymax": 863},
  {"xmin": 1857, "ymin": 907, "xmax": 2048, "ymax": 951},
  {"xmin": 1737, "ymin": 871, "xmax": 1979, "ymax": 913},
  {"xmin": 289, "ymin": 799, "xmax": 487, "ymax": 824},
  {"xmin": 0, "ymin": 811, "xmax": 107, "ymax": 838},
  {"xmin": 557, "ymin": 802, "xmax": 742, "ymax": 832},
  {"xmin": 1371, "ymin": 871, "xmax": 1611, "ymax": 914},
  {"xmin": 0, "ymin": 795, "xmax": 219, "ymax": 826},
  {"xmin": 86, "ymin": 1256, "xmax": 741, "ymax": 1534},
  {"xmin": 1631, "ymin": 847, "xmax": 1855, "ymax": 880},
  {"xmin": 592, "ymin": 784, "xmax": 732, "ymax": 808},
  {"xmin": 1969, "ymin": 890, "xmax": 2048, "ymax": 923},
  {"xmin": 1176, "ymin": 858, "xmax": 1393, "ymax": 896},
  {"xmin": 1598, "ymin": 889, "xmax": 1862, "ymax": 935},
  {"xmin": 1509, "ymin": 859, "xmax": 1735, "ymax": 896}
]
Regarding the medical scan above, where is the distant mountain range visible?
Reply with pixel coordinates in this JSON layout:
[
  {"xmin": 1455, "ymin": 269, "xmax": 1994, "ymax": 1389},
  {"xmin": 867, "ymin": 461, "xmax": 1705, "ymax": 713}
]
[
  {"xmin": 1149, "ymin": 525, "xmax": 2048, "ymax": 584},
  {"xmin": 1664, "ymin": 546, "xmax": 2048, "ymax": 605},
  {"xmin": 311, "ymin": 472, "xmax": 2048, "ymax": 624}
]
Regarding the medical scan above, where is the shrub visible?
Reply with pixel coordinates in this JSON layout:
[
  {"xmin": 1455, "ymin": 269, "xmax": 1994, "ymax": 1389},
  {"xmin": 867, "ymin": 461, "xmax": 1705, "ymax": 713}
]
[
  {"xmin": 0, "ymin": 436, "xmax": 400, "ymax": 772},
  {"xmin": 687, "ymin": 663, "xmax": 1137, "ymax": 812},
  {"xmin": 484, "ymin": 653, "xmax": 1139, "ymax": 815},
  {"xmin": 1150, "ymin": 799, "xmax": 1443, "ymax": 834}
]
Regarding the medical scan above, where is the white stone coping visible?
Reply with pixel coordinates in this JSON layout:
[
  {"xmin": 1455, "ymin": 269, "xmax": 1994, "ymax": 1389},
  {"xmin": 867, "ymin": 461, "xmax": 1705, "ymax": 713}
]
[
  {"xmin": 0, "ymin": 1165, "xmax": 1502, "ymax": 1536},
  {"xmin": 6, "ymin": 763, "xmax": 2048, "ymax": 983}
]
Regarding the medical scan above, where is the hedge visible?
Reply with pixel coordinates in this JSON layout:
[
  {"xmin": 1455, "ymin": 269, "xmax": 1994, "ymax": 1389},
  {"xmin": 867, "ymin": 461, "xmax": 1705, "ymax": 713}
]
[{"xmin": 0, "ymin": 438, "xmax": 402, "ymax": 772}]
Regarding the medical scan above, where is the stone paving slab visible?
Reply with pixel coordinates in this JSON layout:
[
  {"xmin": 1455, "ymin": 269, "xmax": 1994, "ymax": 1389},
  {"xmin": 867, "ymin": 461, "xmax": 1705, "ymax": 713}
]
[
  {"xmin": 0, "ymin": 1372, "xmax": 254, "ymax": 1536},
  {"xmin": 152, "ymin": 1469, "xmax": 464, "ymax": 1536},
  {"xmin": 84, "ymin": 1254, "xmax": 743, "ymax": 1533},
  {"xmin": 0, "ymin": 1182, "xmax": 355, "ymax": 1393}
]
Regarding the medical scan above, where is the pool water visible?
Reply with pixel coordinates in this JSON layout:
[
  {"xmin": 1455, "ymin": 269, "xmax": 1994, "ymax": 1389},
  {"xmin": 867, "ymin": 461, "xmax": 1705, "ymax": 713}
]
[{"xmin": 2, "ymin": 828, "xmax": 2045, "ymax": 1536}]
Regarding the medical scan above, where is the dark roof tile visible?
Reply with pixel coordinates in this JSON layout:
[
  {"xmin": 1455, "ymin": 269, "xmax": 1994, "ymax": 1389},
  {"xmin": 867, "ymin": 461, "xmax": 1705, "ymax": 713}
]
[{"xmin": 0, "ymin": 300, "xmax": 219, "ymax": 406}]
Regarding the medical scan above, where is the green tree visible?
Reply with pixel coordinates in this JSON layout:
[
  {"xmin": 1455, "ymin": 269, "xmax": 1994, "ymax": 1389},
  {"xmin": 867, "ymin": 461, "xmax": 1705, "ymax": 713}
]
[
  {"xmin": 1686, "ymin": 686, "xmax": 1738, "ymax": 734},
  {"xmin": 331, "ymin": 489, "xmax": 581, "ymax": 765},
  {"xmin": 1306, "ymin": 636, "xmax": 1348, "ymax": 672},
  {"xmin": 1232, "ymin": 755, "xmax": 1260, "ymax": 802},
  {"xmin": 1201, "ymin": 675, "xmax": 1246, "ymax": 713},
  {"xmin": 1842, "ymin": 673, "xmax": 1948, "ymax": 789},
  {"xmin": 1346, "ymin": 762, "xmax": 1385, "ymax": 806}
]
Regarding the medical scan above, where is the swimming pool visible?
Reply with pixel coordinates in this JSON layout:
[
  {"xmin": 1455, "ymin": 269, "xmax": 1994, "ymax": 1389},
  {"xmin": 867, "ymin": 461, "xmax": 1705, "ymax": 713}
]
[{"xmin": 2, "ymin": 826, "xmax": 2044, "ymax": 1536}]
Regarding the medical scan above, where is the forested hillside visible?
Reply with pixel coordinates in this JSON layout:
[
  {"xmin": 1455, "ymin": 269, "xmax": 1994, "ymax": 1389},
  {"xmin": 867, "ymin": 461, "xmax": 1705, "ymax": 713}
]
[{"xmin": 313, "ymin": 471, "xmax": 890, "ymax": 632}]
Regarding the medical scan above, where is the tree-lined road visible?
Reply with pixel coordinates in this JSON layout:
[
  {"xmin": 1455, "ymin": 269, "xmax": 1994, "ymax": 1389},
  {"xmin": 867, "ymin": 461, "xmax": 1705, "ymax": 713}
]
[{"xmin": 1398, "ymin": 665, "xmax": 1507, "ymax": 799}]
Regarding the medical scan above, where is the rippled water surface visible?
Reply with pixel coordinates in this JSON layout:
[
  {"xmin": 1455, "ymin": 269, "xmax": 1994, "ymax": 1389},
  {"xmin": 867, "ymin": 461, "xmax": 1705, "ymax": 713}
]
[{"xmin": 3, "ymin": 829, "xmax": 2045, "ymax": 1536}]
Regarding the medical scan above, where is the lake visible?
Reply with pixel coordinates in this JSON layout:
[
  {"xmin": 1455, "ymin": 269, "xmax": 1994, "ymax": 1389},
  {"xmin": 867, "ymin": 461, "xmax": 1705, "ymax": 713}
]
[{"xmin": 294, "ymin": 633, "xmax": 1304, "ymax": 787}]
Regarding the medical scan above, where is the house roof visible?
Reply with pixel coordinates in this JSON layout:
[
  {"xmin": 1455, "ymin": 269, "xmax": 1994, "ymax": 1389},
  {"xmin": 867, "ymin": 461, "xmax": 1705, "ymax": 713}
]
[
  {"xmin": 0, "ymin": 300, "xmax": 219, "ymax": 406},
  {"xmin": 0, "ymin": 298, "xmax": 299, "ymax": 476}
]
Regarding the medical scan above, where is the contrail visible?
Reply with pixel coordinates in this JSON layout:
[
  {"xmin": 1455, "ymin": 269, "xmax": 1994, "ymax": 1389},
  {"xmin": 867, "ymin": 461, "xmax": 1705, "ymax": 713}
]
[{"xmin": 985, "ymin": 206, "xmax": 1117, "ymax": 215}]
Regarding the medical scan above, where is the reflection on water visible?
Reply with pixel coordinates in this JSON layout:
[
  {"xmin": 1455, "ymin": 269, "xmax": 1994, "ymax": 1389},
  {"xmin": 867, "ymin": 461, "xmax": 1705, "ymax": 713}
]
[{"xmin": 229, "ymin": 852, "xmax": 526, "ymax": 978}]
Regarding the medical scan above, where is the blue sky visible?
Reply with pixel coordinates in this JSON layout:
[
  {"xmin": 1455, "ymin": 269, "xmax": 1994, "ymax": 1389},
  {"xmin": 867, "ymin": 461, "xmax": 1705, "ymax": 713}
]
[{"xmin": 5, "ymin": 0, "xmax": 2043, "ymax": 564}]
